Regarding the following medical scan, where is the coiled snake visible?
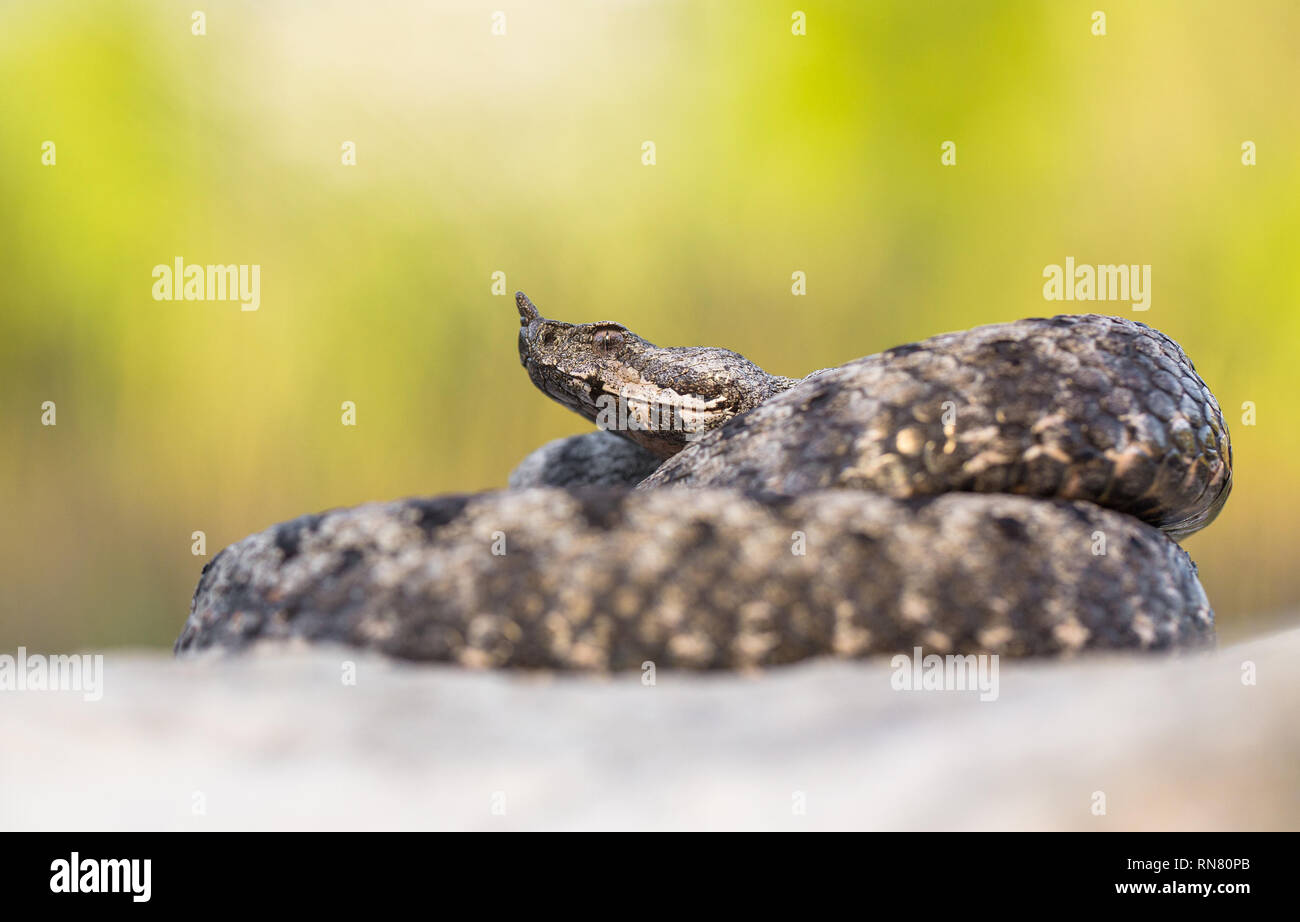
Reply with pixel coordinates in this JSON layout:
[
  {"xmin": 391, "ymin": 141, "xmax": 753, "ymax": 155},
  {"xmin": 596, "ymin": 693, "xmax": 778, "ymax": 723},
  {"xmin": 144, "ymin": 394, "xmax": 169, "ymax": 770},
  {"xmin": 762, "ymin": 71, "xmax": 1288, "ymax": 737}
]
[{"xmin": 175, "ymin": 292, "xmax": 1232, "ymax": 668}]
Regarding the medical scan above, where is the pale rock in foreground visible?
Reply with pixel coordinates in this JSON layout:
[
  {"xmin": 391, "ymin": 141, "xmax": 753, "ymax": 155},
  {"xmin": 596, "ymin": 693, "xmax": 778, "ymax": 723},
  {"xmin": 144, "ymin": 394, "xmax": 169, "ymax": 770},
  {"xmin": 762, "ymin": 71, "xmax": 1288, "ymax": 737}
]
[{"xmin": 2, "ymin": 629, "xmax": 1296, "ymax": 831}]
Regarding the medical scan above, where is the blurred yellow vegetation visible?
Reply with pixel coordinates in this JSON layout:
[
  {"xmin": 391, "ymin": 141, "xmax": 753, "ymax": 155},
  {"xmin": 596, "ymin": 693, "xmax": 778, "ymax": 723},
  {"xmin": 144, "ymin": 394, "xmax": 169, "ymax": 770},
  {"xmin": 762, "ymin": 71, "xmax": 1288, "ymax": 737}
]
[{"xmin": 2, "ymin": 1, "xmax": 1297, "ymax": 649}]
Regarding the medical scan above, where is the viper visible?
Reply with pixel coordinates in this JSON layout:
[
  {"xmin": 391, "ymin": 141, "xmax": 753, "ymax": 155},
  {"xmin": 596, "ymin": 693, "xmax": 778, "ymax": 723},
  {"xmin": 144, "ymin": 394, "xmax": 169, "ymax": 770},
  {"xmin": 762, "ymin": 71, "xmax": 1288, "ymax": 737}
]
[{"xmin": 175, "ymin": 292, "xmax": 1232, "ymax": 668}]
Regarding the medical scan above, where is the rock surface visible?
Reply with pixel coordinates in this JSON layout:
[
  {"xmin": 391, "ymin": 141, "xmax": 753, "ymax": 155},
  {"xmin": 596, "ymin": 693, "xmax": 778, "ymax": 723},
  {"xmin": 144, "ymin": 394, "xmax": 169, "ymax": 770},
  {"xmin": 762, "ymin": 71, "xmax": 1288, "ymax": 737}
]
[{"xmin": 3, "ymin": 629, "xmax": 1297, "ymax": 830}]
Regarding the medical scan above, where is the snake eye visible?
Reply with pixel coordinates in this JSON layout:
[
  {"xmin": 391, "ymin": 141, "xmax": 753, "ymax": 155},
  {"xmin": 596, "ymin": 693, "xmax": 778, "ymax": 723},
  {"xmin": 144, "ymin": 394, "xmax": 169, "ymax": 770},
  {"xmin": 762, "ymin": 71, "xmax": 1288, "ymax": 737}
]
[{"xmin": 593, "ymin": 328, "xmax": 625, "ymax": 356}]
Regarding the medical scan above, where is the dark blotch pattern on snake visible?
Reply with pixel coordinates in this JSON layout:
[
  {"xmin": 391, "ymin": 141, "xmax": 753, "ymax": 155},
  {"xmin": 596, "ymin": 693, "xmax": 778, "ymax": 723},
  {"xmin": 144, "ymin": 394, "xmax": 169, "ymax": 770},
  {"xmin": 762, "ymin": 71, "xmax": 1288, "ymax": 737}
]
[{"xmin": 175, "ymin": 292, "xmax": 1232, "ymax": 668}]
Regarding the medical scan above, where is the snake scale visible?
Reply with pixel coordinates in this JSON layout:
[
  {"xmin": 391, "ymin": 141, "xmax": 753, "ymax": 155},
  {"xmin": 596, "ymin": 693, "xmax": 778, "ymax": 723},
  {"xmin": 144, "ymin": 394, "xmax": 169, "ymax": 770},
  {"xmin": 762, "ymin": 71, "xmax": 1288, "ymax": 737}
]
[{"xmin": 175, "ymin": 292, "xmax": 1233, "ymax": 668}]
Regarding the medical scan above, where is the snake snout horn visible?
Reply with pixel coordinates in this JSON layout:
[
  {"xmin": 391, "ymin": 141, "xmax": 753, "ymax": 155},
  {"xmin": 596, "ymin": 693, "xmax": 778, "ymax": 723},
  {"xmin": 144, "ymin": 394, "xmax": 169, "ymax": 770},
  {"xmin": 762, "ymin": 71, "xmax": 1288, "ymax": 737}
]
[{"xmin": 516, "ymin": 291, "xmax": 541, "ymax": 325}]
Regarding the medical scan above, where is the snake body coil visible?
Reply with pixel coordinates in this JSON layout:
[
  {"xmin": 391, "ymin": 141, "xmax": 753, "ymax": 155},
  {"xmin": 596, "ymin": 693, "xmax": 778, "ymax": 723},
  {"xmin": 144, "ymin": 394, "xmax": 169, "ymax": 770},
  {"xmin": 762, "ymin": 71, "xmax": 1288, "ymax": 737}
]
[{"xmin": 176, "ymin": 293, "xmax": 1232, "ymax": 667}]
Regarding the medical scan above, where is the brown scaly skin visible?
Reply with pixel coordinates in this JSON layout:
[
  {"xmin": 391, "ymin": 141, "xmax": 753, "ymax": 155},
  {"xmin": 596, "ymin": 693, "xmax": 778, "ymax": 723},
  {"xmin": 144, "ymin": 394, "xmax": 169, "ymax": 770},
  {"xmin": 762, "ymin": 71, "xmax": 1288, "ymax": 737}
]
[
  {"xmin": 516, "ymin": 292, "xmax": 796, "ymax": 459},
  {"xmin": 518, "ymin": 292, "xmax": 1231, "ymax": 540},
  {"xmin": 176, "ymin": 292, "xmax": 1232, "ymax": 667},
  {"xmin": 507, "ymin": 430, "xmax": 663, "ymax": 489},
  {"xmin": 637, "ymin": 311, "xmax": 1233, "ymax": 540},
  {"xmin": 175, "ymin": 489, "xmax": 1214, "ymax": 668}
]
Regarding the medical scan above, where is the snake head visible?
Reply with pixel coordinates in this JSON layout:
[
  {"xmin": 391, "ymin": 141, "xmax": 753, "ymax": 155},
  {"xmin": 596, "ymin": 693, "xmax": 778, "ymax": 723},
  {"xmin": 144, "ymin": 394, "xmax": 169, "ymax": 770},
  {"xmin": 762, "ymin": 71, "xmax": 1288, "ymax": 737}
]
[
  {"xmin": 516, "ymin": 290, "xmax": 659, "ymax": 423},
  {"xmin": 515, "ymin": 291, "xmax": 792, "ymax": 458}
]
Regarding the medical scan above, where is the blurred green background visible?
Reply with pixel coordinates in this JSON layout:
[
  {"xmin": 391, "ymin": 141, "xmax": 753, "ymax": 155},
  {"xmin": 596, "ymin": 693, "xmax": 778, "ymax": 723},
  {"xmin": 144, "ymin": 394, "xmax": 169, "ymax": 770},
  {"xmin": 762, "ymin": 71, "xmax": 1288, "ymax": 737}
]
[{"xmin": 2, "ymin": 0, "xmax": 1297, "ymax": 651}]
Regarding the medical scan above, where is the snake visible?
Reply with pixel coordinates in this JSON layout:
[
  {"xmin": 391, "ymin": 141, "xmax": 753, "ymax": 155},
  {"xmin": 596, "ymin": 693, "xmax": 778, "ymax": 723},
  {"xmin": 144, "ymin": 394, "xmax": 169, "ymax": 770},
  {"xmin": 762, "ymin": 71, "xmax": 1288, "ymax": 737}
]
[{"xmin": 174, "ymin": 292, "xmax": 1233, "ymax": 668}]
